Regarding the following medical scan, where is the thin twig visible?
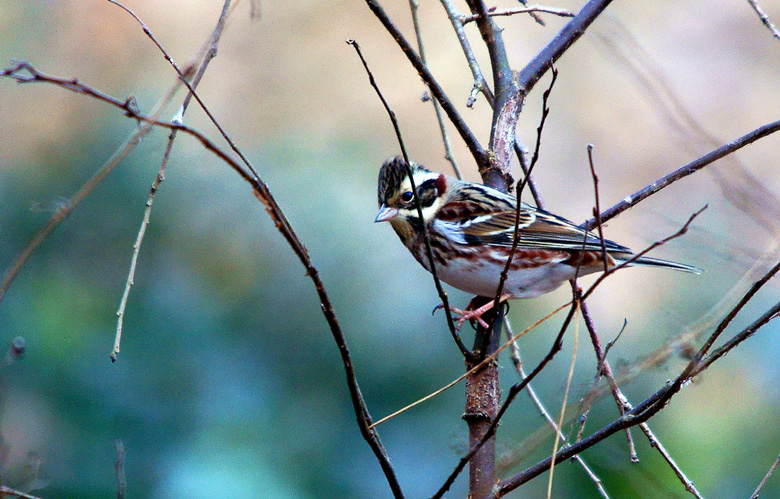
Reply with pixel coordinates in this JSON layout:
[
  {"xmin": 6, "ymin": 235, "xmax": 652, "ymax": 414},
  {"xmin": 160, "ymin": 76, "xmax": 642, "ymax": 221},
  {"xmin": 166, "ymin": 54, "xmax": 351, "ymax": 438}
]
[
  {"xmin": 372, "ymin": 302, "xmax": 569, "ymax": 429},
  {"xmin": 746, "ymin": 0, "xmax": 780, "ymax": 41},
  {"xmin": 586, "ymin": 145, "xmax": 609, "ymax": 274},
  {"xmin": 460, "ymin": 5, "xmax": 576, "ymax": 23},
  {"xmin": 0, "ymin": 61, "xmax": 405, "ymax": 498},
  {"xmin": 409, "ymin": 0, "xmax": 462, "ymax": 178},
  {"xmin": 638, "ymin": 424, "xmax": 702, "ymax": 498},
  {"xmin": 364, "ymin": 0, "xmax": 488, "ymax": 167},
  {"xmin": 112, "ymin": 0, "xmax": 232, "ymax": 362},
  {"xmin": 579, "ymin": 303, "xmax": 638, "ymax": 462},
  {"xmin": 108, "ymin": 0, "xmax": 262, "ymax": 182},
  {"xmin": 751, "ymin": 453, "xmax": 780, "ymax": 499},
  {"xmin": 502, "ymin": 318, "xmax": 609, "ymax": 498},
  {"xmin": 584, "ymin": 119, "xmax": 780, "ymax": 230},
  {"xmin": 582, "ymin": 307, "xmax": 702, "ymax": 496},
  {"xmin": 546, "ymin": 306, "xmax": 579, "ymax": 499},
  {"xmin": 347, "ymin": 39, "xmax": 470, "ymax": 359}
]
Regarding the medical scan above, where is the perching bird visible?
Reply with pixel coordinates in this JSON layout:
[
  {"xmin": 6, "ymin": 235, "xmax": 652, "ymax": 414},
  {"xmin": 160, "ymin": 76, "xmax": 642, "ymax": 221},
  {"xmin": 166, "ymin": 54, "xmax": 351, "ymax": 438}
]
[{"xmin": 375, "ymin": 157, "xmax": 700, "ymax": 326}]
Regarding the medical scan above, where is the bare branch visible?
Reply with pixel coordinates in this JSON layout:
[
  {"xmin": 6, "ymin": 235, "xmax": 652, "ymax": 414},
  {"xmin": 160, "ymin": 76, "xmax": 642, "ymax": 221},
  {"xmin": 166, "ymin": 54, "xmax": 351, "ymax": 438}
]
[
  {"xmin": 0, "ymin": 61, "xmax": 405, "ymax": 497},
  {"xmin": 746, "ymin": 0, "xmax": 780, "ymax": 41},
  {"xmin": 517, "ymin": 0, "xmax": 614, "ymax": 94},
  {"xmin": 460, "ymin": 5, "xmax": 576, "ymax": 23},
  {"xmin": 113, "ymin": 0, "xmax": 232, "ymax": 361},
  {"xmin": 583, "ymin": 119, "xmax": 780, "ymax": 229},
  {"xmin": 751, "ymin": 453, "xmax": 780, "ymax": 499},
  {"xmin": 363, "ymin": 0, "xmax": 488, "ymax": 167}
]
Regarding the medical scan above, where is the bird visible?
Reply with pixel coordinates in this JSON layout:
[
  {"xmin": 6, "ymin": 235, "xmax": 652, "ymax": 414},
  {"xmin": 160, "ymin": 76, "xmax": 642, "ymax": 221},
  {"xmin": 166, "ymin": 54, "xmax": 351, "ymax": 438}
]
[{"xmin": 375, "ymin": 156, "xmax": 701, "ymax": 328}]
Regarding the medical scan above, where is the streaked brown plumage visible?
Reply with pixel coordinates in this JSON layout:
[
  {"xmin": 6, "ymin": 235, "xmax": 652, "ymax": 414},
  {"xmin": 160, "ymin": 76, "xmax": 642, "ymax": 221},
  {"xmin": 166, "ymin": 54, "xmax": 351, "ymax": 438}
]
[{"xmin": 375, "ymin": 157, "xmax": 700, "ymax": 313}]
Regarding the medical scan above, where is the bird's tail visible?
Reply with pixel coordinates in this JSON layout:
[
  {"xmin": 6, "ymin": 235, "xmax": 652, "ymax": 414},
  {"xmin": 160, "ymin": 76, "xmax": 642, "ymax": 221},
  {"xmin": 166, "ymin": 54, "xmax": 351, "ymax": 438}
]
[{"xmin": 614, "ymin": 253, "xmax": 703, "ymax": 275}]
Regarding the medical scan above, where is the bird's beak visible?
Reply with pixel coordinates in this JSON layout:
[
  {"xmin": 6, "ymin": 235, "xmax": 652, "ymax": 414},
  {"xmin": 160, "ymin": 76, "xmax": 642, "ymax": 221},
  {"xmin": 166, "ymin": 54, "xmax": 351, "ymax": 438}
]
[{"xmin": 375, "ymin": 205, "xmax": 399, "ymax": 223}]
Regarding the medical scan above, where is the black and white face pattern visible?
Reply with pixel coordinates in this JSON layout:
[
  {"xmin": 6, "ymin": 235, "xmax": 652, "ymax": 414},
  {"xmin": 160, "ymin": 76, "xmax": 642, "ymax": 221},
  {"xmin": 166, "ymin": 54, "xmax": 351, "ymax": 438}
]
[{"xmin": 376, "ymin": 157, "xmax": 447, "ymax": 225}]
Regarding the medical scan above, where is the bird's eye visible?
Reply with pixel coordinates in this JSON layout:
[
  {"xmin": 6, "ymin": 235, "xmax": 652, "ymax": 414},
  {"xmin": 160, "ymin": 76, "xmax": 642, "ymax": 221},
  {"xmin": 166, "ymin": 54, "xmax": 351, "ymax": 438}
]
[{"xmin": 400, "ymin": 191, "xmax": 414, "ymax": 203}]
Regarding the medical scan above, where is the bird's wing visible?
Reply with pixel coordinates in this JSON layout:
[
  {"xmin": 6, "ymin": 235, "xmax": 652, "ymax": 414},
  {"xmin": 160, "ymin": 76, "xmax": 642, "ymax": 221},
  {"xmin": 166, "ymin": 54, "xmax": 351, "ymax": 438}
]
[{"xmin": 437, "ymin": 186, "xmax": 631, "ymax": 253}]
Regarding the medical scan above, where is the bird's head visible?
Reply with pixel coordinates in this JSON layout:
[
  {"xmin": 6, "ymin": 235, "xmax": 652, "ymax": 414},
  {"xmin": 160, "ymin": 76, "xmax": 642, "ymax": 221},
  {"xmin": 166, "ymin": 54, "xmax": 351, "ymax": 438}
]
[{"xmin": 375, "ymin": 156, "xmax": 448, "ymax": 226}]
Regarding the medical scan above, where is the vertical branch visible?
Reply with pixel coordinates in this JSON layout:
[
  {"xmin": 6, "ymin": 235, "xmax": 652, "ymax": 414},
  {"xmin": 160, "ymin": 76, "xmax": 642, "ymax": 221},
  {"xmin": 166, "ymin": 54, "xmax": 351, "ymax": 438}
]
[
  {"xmin": 464, "ymin": 313, "xmax": 502, "ymax": 499},
  {"xmin": 464, "ymin": 0, "xmax": 519, "ymax": 189},
  {"xmin": 114, "ymin": 439, "xmax": 127, "ymax": 499}
]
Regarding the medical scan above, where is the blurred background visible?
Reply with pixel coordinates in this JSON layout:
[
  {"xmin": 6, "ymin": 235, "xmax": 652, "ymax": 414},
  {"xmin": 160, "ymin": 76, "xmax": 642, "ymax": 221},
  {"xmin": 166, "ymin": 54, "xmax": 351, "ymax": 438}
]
[{"xmin": 1, "ymin": 1, "xmax": 779, "ymax": 497}]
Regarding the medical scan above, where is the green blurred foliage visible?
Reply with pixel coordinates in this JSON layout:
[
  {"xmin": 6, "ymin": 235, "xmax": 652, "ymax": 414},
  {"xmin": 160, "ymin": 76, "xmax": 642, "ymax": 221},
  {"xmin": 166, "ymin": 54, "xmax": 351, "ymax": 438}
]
[{"xmin": 1, "ymin": 1, "xmax": 780, "ymax": 498}]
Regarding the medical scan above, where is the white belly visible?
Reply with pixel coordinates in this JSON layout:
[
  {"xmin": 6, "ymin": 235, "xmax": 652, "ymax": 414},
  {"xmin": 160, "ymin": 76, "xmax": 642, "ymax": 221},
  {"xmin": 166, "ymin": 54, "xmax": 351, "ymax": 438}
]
[{"xmin": 433, "ymin": 256, "xmax": 578, "ymax": 299}]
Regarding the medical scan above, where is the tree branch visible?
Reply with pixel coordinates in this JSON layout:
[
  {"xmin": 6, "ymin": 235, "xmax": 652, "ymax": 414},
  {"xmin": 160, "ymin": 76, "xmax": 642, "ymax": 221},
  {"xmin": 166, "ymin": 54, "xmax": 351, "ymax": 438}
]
[
  {"xmin": 0, "ymin": 61, "xmax": 405, "ymax": 497},
  {"xmin": 583, "ymin": 119, "xmax": 780, "ymax": 229}
]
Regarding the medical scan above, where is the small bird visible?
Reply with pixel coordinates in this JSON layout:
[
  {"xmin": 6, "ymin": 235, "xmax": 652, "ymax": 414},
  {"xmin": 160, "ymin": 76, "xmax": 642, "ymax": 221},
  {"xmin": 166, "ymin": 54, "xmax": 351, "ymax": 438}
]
[{"xmin": 375, "ymin": 157, "xmax": 700, "ymax": 327}]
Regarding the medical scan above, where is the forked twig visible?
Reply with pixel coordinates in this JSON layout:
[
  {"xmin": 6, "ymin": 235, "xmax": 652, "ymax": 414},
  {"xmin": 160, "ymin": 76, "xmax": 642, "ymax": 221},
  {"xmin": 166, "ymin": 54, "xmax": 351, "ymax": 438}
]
[{"xmin": 112, "ymin": 0, "xmax": 232, "ymax": 362}]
